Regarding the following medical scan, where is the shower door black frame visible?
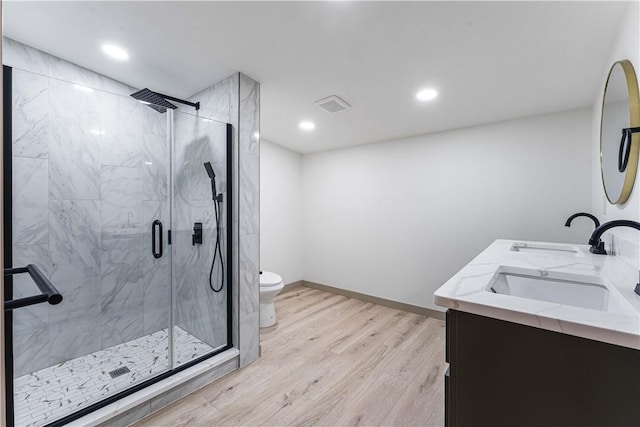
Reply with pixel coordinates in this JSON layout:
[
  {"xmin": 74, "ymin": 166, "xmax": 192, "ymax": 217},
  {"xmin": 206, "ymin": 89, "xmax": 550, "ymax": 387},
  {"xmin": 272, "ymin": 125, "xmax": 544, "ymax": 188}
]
[
  {"xmin": 3, "ymin": 65, "xmax": 235, "ymax": 427},
  {"xmin": 3, "ymin": 64, "xmax": 15, "ymax": 427}
]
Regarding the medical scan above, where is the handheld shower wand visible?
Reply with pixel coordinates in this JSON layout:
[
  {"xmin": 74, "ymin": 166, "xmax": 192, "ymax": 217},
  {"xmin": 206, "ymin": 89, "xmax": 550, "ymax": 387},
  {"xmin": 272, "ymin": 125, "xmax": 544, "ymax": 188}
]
[
  {"xmin": 203, "ymin": 162, "xmax": 224, "ymax": 292},
  {"xmin": 203, "ymin": 162, "xmax": 222, "ymax": 202}
]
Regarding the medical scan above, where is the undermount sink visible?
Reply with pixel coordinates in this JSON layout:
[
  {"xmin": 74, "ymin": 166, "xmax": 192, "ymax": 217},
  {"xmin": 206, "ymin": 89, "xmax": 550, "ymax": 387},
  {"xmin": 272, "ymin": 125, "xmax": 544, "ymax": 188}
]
[
  {"xmin": 510, "ymin": 242, "xmax": 580, "ymax": 257},
  {"xmin": 487, "ymin": 266, "xmax": 634, "ymax": 314}
]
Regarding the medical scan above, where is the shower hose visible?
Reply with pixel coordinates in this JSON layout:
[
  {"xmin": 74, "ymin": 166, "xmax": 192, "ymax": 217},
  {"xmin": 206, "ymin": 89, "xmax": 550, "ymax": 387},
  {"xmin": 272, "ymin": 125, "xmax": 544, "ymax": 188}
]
[{"xmin": 208, "ymin": 195, "xmax": 224, "ymax": 293}]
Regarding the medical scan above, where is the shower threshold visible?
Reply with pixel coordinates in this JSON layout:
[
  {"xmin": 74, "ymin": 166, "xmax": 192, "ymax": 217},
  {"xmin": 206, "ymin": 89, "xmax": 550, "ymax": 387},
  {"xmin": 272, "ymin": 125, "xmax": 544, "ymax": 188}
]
[{"xmin": 14, "ymin": 326, "xmax": 218, "ymax": 427}]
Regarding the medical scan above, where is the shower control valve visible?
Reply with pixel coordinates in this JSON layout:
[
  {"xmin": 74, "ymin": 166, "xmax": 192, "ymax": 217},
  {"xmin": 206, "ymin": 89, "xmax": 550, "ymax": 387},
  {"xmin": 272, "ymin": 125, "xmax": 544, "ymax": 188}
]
[{"xmin": 192, "ymin": 222, "xmax": 203, "ymax": 245}]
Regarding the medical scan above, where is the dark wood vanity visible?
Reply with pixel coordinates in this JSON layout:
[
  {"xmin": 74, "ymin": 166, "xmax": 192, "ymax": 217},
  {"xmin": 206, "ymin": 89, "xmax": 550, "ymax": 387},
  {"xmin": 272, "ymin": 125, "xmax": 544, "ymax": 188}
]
[{"xmin": 445, "ymin": 310, "xmax": 640, "ymax": 427}]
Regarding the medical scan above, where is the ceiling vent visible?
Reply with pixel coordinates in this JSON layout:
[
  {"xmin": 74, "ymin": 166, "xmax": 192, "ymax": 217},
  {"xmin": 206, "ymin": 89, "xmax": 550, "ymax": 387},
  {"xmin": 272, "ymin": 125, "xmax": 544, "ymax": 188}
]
[{"xmin": 315, "ymin": 95, "xmax": 351, "ymax": 113}]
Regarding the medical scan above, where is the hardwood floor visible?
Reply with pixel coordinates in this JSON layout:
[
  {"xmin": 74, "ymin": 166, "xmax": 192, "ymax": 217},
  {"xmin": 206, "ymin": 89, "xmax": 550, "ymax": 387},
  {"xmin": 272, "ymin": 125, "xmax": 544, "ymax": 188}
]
[{"xmin": 133, "ymin": 286, "xmax": 446, "ymax": 426}]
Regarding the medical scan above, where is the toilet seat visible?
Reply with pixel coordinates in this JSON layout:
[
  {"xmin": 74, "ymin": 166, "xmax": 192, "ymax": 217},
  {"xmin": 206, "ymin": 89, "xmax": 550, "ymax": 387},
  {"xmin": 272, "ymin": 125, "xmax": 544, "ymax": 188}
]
[{"xmin": 260, "ymin": 271, "xmax": 283, "ymax": 288}]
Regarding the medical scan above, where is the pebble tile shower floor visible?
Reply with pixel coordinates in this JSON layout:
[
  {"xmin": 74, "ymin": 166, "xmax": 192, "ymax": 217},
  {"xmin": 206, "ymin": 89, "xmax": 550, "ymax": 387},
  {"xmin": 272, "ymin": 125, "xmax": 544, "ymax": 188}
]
[{"xmin": 14, "ymin": 327, "xmax": 216, "ymax": 427}]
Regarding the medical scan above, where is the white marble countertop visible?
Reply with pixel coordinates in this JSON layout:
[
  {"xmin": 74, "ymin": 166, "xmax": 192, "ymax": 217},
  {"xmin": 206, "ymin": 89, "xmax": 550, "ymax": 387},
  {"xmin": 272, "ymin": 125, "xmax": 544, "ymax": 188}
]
[{"xmin": 434, "ymin": 239, "xmax": 640, "ymax": 350}]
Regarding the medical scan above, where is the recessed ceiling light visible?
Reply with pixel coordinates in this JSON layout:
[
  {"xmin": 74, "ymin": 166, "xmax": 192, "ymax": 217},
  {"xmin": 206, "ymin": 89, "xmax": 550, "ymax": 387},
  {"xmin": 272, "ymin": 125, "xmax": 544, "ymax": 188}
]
[
  {"xmin": 101, "ymin": 44, "xmax": 129, "ymax": 61},
  {"xmin": 299, "ymin": 121, "xmax": 315, "ymax": 131},
  {"xmin": 253, "ymin": 132, "xmax": 260, "ymax": 140},
  {"xmin": 90, "ymin": 129, "xmax": 104, "ymax": 135},
  {"xmin": 416, "ymin": 88, "xmax": 438, "ymax": 102}
]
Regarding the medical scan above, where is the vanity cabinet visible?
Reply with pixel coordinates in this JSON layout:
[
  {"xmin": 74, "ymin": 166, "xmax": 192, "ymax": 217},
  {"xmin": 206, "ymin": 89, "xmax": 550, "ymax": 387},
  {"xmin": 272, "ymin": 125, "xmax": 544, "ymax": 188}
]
[{"xmin": 445, "ymin": 310, "xmax": 640, "ymax": 427}]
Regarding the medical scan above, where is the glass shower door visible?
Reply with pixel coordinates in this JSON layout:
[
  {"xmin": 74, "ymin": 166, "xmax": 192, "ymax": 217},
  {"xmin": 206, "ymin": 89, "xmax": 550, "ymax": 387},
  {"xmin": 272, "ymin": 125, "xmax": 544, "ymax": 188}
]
[
  {"xmin": 7, "ymin": 67, "xmax": 173, "ymax": 426},
  {"xmin": 171, "ymin": 109, "xmax": 231, "ymax": 366},
  {"xmin": 7, "ymin": 66, "xmax": 232, "ymax": 427}
]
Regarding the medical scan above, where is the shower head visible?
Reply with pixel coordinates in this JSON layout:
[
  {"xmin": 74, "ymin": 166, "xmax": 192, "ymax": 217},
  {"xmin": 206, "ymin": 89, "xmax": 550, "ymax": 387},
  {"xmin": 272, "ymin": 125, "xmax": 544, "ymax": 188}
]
[
  {"xmin": 204, "ymin": 162, "xmax": 219, "ymax": 201},
  {"xmin": 131, "ymin": 88, "xmax": 200, "ymax": 113},
  {"xmin": 130, "ymin": 88, "xmax": 177, "ymax": 113},
  {"xmin": 204, "ymin": 162, "xmax": 216, "ymax": 179}
]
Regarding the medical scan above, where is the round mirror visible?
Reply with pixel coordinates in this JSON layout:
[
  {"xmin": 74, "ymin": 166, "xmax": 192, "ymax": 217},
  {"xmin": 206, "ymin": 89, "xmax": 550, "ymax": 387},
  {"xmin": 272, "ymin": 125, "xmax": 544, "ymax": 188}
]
[{"xmin": 600, "ymin": 60, "xmax": 640, "ymax": 204}]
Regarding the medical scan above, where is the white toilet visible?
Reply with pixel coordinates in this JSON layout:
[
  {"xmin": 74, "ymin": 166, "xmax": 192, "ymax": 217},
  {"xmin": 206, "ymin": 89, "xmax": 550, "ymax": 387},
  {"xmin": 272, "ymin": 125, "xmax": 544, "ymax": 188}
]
[{"xmin": 259, "ymin": 271, "xmax": 284, "ymax": 328}]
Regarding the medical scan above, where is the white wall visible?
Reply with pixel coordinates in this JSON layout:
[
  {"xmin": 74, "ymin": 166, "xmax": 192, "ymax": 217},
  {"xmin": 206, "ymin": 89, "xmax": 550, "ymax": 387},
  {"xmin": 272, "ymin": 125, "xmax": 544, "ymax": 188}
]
[
  {"xmin": 260, "ymin": 3, "xmax": 636, "ymax": 312},
  {"xmin": 260, "ymin": 140, "xmax": 304, "ymax": 284},
  {"xmin": 591, "ymin": 1, "xmax": 640, "ymax": 270},
  {"xmin": 302, "ymin": 109, "xmax": 593, "ymax": 311}
]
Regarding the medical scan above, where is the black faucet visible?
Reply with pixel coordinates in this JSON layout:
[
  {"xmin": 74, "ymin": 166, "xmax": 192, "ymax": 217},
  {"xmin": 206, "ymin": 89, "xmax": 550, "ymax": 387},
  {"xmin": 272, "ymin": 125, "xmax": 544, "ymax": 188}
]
[
  {"xmin": 565, "ymin": 212, "xmax": 600, "ymax": 228},
  {"xmin": 588, "ymin": 220, "xmax": 640, "ymax": 296},
  {"xmin": 588, "ymin": 220, "xmax": 640, "ymax": 254}
]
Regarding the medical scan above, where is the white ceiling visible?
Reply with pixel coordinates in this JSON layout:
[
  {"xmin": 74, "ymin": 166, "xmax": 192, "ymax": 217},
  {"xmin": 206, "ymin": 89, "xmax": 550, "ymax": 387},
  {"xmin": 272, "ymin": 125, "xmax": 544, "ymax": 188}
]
[{"xmin": 3, "ymin": 1, "xmax": 630, "ymax": 153}]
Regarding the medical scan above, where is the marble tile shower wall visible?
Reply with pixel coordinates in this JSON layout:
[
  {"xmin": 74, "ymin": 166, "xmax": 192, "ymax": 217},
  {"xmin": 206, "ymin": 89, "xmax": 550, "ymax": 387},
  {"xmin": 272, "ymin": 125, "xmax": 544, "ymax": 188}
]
[
  {"xmin": 237, "ymin": 74, "xmax": 260, "ymax": 366},
  {"xmin": 6, "ymin": 38, "xmax": 171, "ymax": 376},
  {"xmin": 186, "ymin": 73, "xmax": 260, "ymax": 367}
]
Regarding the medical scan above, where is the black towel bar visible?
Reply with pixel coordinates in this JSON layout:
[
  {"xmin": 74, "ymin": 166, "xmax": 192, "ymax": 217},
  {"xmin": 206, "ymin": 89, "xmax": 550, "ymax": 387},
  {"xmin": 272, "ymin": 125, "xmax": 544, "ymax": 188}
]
[{"xmin": 4, "ymin": 264, "xmax": 63, "ymax": 311}]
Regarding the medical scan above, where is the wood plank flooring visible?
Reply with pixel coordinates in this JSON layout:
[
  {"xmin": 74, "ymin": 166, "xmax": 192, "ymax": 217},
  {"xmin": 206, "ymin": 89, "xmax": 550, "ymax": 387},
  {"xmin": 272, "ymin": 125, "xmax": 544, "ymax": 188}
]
[{"xmin": 133, "ymin": 286, "xmax": 446, "ymax": 426}]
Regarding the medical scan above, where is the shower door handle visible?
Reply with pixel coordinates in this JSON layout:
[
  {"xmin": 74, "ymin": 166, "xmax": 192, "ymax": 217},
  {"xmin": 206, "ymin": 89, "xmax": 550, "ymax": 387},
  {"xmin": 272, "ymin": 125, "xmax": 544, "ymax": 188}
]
[{"xmin": 152, "ymin": 220, "xmax": 163, "ymax": 259}]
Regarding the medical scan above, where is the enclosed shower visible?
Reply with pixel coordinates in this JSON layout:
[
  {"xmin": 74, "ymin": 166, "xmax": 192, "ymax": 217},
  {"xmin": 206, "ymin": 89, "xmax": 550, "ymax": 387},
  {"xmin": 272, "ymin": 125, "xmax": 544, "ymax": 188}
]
[{"xmin": 4, "ymin": 66, "xmax": 232, "ymax": 426}]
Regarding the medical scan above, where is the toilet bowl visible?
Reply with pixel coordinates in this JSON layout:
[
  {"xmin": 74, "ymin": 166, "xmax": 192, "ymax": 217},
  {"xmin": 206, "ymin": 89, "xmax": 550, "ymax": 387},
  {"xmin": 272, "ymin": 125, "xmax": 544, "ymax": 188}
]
[{"xmin": 259, "ymin": 271, "xmax": 284, "ymax": 328}]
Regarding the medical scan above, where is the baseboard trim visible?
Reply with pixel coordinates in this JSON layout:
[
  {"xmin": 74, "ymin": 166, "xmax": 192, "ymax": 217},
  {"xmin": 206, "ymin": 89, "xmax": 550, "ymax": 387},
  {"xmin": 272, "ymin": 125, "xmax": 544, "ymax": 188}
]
[
  {"xmin": 281, "ymin": 280, "xmax": 305, "ymax": 293},
  {"xmin": 301, "ymin": 280, "xmax": 445, "ymax": 321}
]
